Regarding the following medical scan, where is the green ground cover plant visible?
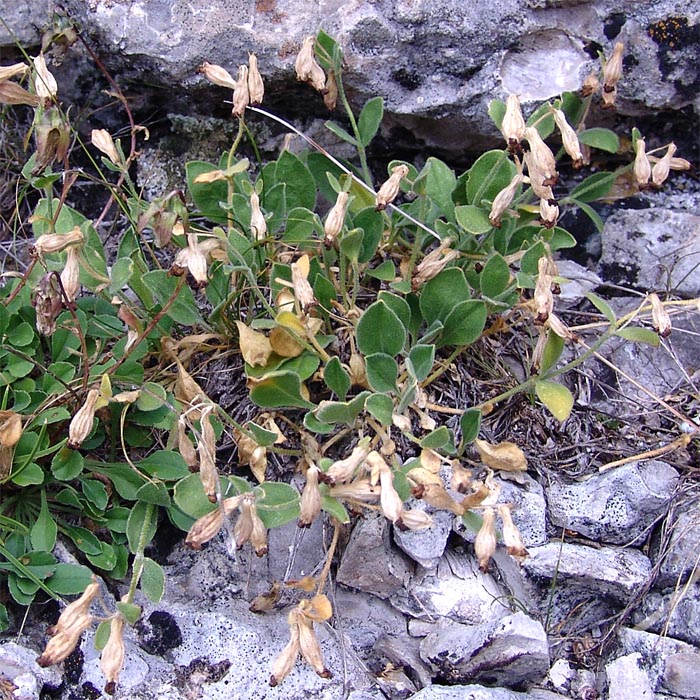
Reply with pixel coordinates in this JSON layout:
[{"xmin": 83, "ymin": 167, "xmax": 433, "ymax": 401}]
[{"xmin": 0, "ymin": 25, "xmax": 696, "ymax": 691}]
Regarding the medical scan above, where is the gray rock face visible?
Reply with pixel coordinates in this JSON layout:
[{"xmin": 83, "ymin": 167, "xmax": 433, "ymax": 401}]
[
  {"xmin": 546, "ymin": 460, "xmax": 679, "ymax": 545},
  {"xmin": 419, "ymin": 612, "xmax": 550, "ymax": 687},
  {"xmin": 336, "ymin": 514, "xmax": 413, "ymax": 598},
  {"xmin": 633, "ymin": 588, "xmax": 700, "ymax": 648},
  {"xmin": 0, "ymin": 642, "xmax": 62, "ymax": 700},
  {"xmin": 4, "ymin": 1, "xmax": 697, "ymax": 155},
  {"xmin": 523, "ymin": 541, "xmax": 651, "ymax": 601},
  {"xmin": 652, "ymin": 497, "xmax": 700, "ymax": 586},
  {"xmin": 409, "ymin": 685, "xmax": 568, "ymax": 700},
  {"xmin": 606, "ymin": 652, "xmax": 655, "ymax": 700},
  {"xmin": 393, "ymin": 501, "xmax": 453, "ymax": 568},
  {"xmin": 600, "ymin": 209, "xmax": 700, "ymax": 296}
]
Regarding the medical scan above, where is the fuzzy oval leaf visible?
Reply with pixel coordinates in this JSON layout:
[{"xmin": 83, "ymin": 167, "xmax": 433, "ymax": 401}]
[
  {"xmin": 535, "ymin": 379, "xmax": 574, "ymax": 422},
  {"xmin": 141, "ymin": 557, "xmax": 165, "ymax": 603},
  {"xmin": 439, "ymin": 300, "xmax": 487, "ymax": 348},
  {"xmin": 419, "ymin": 268, "xmax": 471, "ymax": 324},
  {"xmin": 275, "ymin": 151, "xmax": 316, "ymax": 211},
  {"xmin": 569, "ymin": 172, "xmax": 617, "ymax": 203},
  {"xmin": 365, "ymin": 353, "xmax": 399, "ymax": 393},
  {"xmin": 455, "ymin": 204, "xmax": 493, "ymax": 234},
  {"xmin": 142, "ymin": 271, "xmax": 203, "ymax": 326},
  {"xmin": 256, "ymin": 482, "xmax": 300, "ymax": 528},
  {"xmin": 459, "ymin": 408, "xmax": 481, "ymax": 447},
  {"xmin": 466, "ymin": 150, "xmax": 516, "ymax": 206},
  {"xmin": 616, "ymin": 327, "xmax": 660, "ymax": 346},
  {"xmin": 126, "ymin": 502, "xmax": 157, "ymax": 554},
  {"xmin": 358, "ymin": 96, "xmax": 384, "ymax": 147},
  {"xmin": 321, "ymin": 495, "xmax": 350, "ymax": 524},
  {"xmin": 365, "ymin": 393, "xmax": 394, "ymax": 425},
  {"xmin": 480, "ymin": 253, "xmax": 511, "ymax": 298},
  {"xmin": 407, "ymin": 344, "xmax": 435, "ymax": 383},
  {"xmin": 249, "ymin": 371, "xmax": 315, "ymax": 409},
  {"xmin": 356, "ymin": 300, "xmax": 406, "ymax": 356},
  {"xmin": 324, "ymin": 357, "xmax": 351, "ymax": 401},
  {"xmin": 578, "ymin": 128, "xmax": 620, "ymax": 154}
]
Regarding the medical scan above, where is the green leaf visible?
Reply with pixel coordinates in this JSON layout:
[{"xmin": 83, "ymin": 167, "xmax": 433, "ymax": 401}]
[
  {"xmin": 459, "ymin": 409, "xmax": 481, "ymax": 446},
  {"xmin": 134, "ymin": 481, "xmax": 171, "ymax": 506},
  {"xmin": 466, "ymin": 150, "xmax": 516, "ymax": 206},
  {"xmin": 525, "ymin": 102, "xmax": 555, "ymax": 139},
  {"xmin": 30, "ymin": 491, "xmax": 57, "ymax": 552},
  {"xmin": 46, "ymin": 563, "xmax": 93, "ymax": 595},
  {"xmin": 340, "ymin": 228, "xmax": 364, "ymax": 263},
  {"xmin": 324, "ymin": 357, "xmax": 351, "ymax": 401},
  {"xmin": 424, "ymin": 157, "xmax": 457, "ymax": 221},
  {"xmin": 377, "ymin": 291, "xmax": 411, "ymax": 330},
  {"xmin": 138, "ymin": 450, "xmax": 190, "ymax": 481},
  {"xmin": 142, "ymin": 270, "xmax": 203, "ymax": 326},
  {"xmin": 81, "ymin": 479, "xmax": 109, "ymax": 511},
  {"xmin": 249, "ymin": 371, "xmax": 315, "ymax": 409},
  {"xmin": 324, "ymin": 120, "xmax": 359, "ymax": 147},
  {"xmin": 0, "ymin": 603, "xmax": 8, "ymax": 632},
  {"xmin": 173, "ymin": 474, "xmax": 248, "ymax": 520},
  {"xmin": 257, "ymin": 482, "xmax": 300, "ymax": 528},
  {"xmin": 488, "ymin": 99, "xmax": 506, "ymax": 131},
  {"xmin": 94, "ymin": 620, "xmax": 111, "ymax": 651},
  {"xmin": 585, "ymin": 291, "xmax": 616, "ymax": 324},
  {"xmin": 245, "ymin": 422, "xmax": 279, "ymax": 447},
  {"xmin": 86, "ymin": 542, "xmax": 117, "ymax": 571},
  {"xmin": 570, "ymin": 199, "xmax": 605, "ymax": 233},
  {"xmin": 420, "ymin": 426, "xmax": 452, "ymax": 450},
  {"xmin": 356, "ymin": 300, "xmax": 406, "ymax": 356},
  {"xmin": 185, "ymin": 161, "xmax": 228, "ymax": 224},
  {"xmin": 141, "ymin": 557, "xmax": 165, "ymax": 603},
  {"xmin": 407, "ymin": 344, "xmax": 435, "ymax": 383},
  {"xmin": 283, "ymin": 207, "xmax": 318, "ymax": 246},
  {"xmin": 136, "ymin": 382, "xmax": 167, "ymax": 412},
  {"xmin": 419, "ymin": 268, "xmax": 471, "ymax": 324},
  {"xmin": 303, "ymin": 412, "xmax": 335, "ymax": 434},
  {"xmin": 275, "ymin": 151, "xmax": 316, "ymax": 211},
  {"xmin": 116, "ymin": 601, "xmax": 142, "ymax": 625},
  {"xmin": 354, "ymin": 207, "xmax": 384, "ymax": 263},
  {"xmin": 321, "ymin": 494, "xmax": 350, "ymax": 524},
  {"xmin": 315, "ymin": 392, "xmax": 370, "ymax": 427},
  {"xmin": 365, "ymin": 393, "xmax": 394, "ymax": 425},
  {"xmin": 480, "ymin": 253, "xmax": 511, "ymax": 298},
  {"xmin": 366, "ymin": 260, "xmax": 395, "ymax": 281},
  {"xmin": 539, "ymin": 330, "xmax": 565, "ymax": 375},
  {"xmin": 455, "ymin": 204, "xmax": 493, "ymax": 234},
  {"xmin": 365, "ymin": 353, "xmax": 399, "ymax": 393},
  {"xmin": 109, "ymin": 258, "xmax": 134, "ymax": 294},
  {"xmin": 535, "ymin": 380, "xmax": 574, "ymax": 421},
  {"xmin": 63, "ymin": 526, "xmax": 102, "ymax": 556},
  {"xmin": 548, "ymin": 227, "xmax": 577, "ymax": 251},
  {"xmin": 578, "ymin": 128, "xmax": 620, "ymax": 154},
  {"xmin": 126, "ymin": 502, "xmax": 157, "ymax": 554},
  {"xmin": 439, "ymin": 300, "xmax": 487, "ymax": 348},
  {"xmin": 570, "ymin": 171, "xmax": 617, "ymax": 203},
  {"xmin": 51, "ymin": 448, "xmax": 84, "ymax": 480},
  {"xmin": 358, "ymin": 96, "xmax": 384, "ymax": 147},
  {"xmin": 89, "ymin": 464, "xmax": 146, "ymax": 500},
  {"xmin": 616, "ymin": 327, "xmax": 660, "ymax": 346}
]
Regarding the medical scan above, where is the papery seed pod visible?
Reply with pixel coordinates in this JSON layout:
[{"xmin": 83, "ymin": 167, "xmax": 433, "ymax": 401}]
[
  {"xmin": 450, "ymin": 462, "xmax": 473, "ymax": 493},
  {"xmin": 0, "ymin": 411, "xmax": 23, "ymax": 450},
  {"xmin": 232, "ymin": 65, "xmax": 250, "ymax": 118},
  {"xmin": 47, "ymin": 580, "xmax": 100, "ymax": 636},
  {"xmin": 531, "ymin": 327, "xmax": 548, "ymax": 372},
  {"xmin": 33, "ymin": 106, "xmax": 70, "ymax": 174},
  {"xmin": 297, "ymin": 613, "xmax": 331, "ymax": 678},
  {"xmin": 501, "ymin": 94, "xmax": 526, "ymax": 151},
  {"xmin": 460, "ymin": 481, "xmax": 491, "ymax": 510},
  {"xmin": 328, "ymin": 479, "xmax": 381, "ymax": 503},
  {"xmin": 552, "ymin": 109, "xmax": 583, "ymax": 168},
  {"xmin": 603, "ymin": 42, "xmax": 624, "ymax": 91},
  {"xmin": 185, "ymin": 507, "xmax": 224, "ymax": 550},
  {"xmin": 250, "ymin": 190, "xmax": 267, "ymax": 240},
  {"xmin": 0, "ymin": 79, "xmax": 41, "ymax": 106},
  {"xmin": 291, "ymin": 259, "xmax": 316, "ymax": 313},
  {"xmin": 234, "ymin": 494, "xmax": 256, "ymax": 548},
  {"xmin": 417, "ymin": 483, "xmax": 464, "ymax": 516},
  {"xmin": 184, "ymin": 234, "xmax": 209, "ymax": 288},
  {"xmin": 199, "ymin": 61, "xmax": 237, "ymax": 89},
  {"xmin": 299, "ymin": 464, "xmax": 321, "ymax": 527},
  {"xmin": 474, "ymin": 506, "xmax": 497, "ymax": 572},
  {"xmin": 324, "ymin": 191, "xmax": 348, "ymax": 246},
  {"xmin": 249, "ymin": 501, "xmax": 268, "ymax": 556},
  {"xmin": 0, "ymin": 62, "xmax": 28, "ymax": 81},
  {"xmin": 411, "ymin": 238, "xmax": 460, "ymax": 290},
  {"xmin": 177, "ymin": 417, "xmax": 198, "ymax": 469},
  {"xmin": 652, "ymin": 142, "xmax": 677, "ymax": 188},
  {"xmin": 33, "ymin": 53, "xmax": 58, "ymax": 102},
  {"xmin": 580, "ymin": 71, "xmax": 600, "ymax": 97},
  {"xmin": 648, "ymin": 155, "xmax": 692, "ymax": 171},
  {"xmin": 100, "ymin": 615, "xmax": 125, "ymax": 695},
  {"xmin": 323, "ymin": 69, "xmax": 338, "ymax": 110},
  {"xmin": 295, "ymin": 36, "xmax": 326, "ymax": 93},
  {"xmin": 375, "ymin": 164, "xmax": 410, "ymax": 212},
  {"xmin": 634, "ymin": 137, "xmax": 652, "ymax": 189},
  {"xmin": 91, "ymin": 129, "xmax": 121, "ymax": 166},
  {"xmin": 247, "ymin": 53, "xmax": 264, "ymax": 105},
  {"xmin": 538, "ymin": 198, "xmax": 559, "ymax": 229},
  {"xmin": 397, "ymin": 508, "xmax": 434, "ymax": 531},
  {"xmin": 324, "ymin": 439, "xmax": 371, "ymax": 485},
  {"xmin": 524, "ymin": 127, "xmax": 557, "ymax": 185},
  {"xmin": 649, "ymin": 293, "xmax": 672, "ymax": 338},
  {"xmin": 60, "ymin": 247, "xmax": 81, "ymax": 302},
  {"xmin": 498, "ymin": 504, "xmax": 528, "ymax": 559},
  {"xmin": 523, "ymin": 152, "xmax": 555, "ymax": 202},
  {"xmin": 601, "ymin": 84, "xmax": 617, "ymax": 109},
  {"xmin": 197, "ymin": 408, "xmax": 219, "ymax": 502},
  {"xmin": 269, "ymin": 616, "xmax": 300, "ymax": 686},
  {"xmin": 33, "ymin": 227, "xmax": 84, "ymax": 255},
  {"xmin": 489, "ymin": 172, "xmax": 524, "ymax": 227},
  {"xmin": 534, "ymin": 257, "xmax": 553, "ymax": 322},
  {"xmin": 37, "ymin": 614, "xmax": 94, "ymax": 667},
  {"xmin": 68, "ymin": 389, "xmax": 100, "ymax": 448},
  {"xmin": 547, "ymin": 313, "xmax": 576, "ymax": 341},
  {"xmin": 376, "ymin": 463, "xmax": 404, "ymax": 523},
  {"xmin": 32, "ymin": 273, "xmax": 62, "ymax": 337}
]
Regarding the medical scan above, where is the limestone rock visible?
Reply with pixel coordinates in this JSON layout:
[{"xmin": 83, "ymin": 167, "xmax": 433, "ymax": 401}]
[
  {"xmin": 546, "ymin": 460, "xmax": 678, "ymax": 545},
  {"xmin": 393, "ymin": 500, "xmax": 453, "ymax": 568},
  {"xmin": 606, "ymin": 652, "xmax": 654, "ymax": 700}
]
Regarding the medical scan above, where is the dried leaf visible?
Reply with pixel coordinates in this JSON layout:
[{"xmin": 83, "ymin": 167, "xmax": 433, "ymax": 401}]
[
  {"xmin": 474, "ymin": 438, "xmax": 527, "ymax": 472},
  {"xmin": 236, "ymin": 321, "xmax": 273, "ymax": 367}
]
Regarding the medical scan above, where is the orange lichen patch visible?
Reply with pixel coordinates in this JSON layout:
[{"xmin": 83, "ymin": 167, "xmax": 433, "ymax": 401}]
[{"xmin": 647, "ymin": 16, "xmax": 693, "ymax": 49}]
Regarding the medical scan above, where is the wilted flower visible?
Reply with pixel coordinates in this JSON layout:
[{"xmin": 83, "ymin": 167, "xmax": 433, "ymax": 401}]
[
  {"xmin": 291, "ymin": 257, "xmax": 316, "ymax": 313},
  {"xmin": 270, "ymin": 615, "xmax": 301, "ymax": 686},
  {"xmin": 33, "ymin": 226, "xmax": 84, "ymax": 256},
  {"xmin": 523, "ymin": 152, "xmax": 555, "ymax": 202},
  {"xmin": 299, "ymin": 464, "xmax": 321, "ymax": 527},
  {"xmin": 323, "ymin": 70, "xmax": 338, "ymax": 110},
  {"xmin": 501, "ymin": 94, "xmax": 526, "ymax": 152},
  {"xmin": 538, "ymin": 198, "xmax": 559, "ymax": 229},
  {"xmin": 324, "ymin": 191, "xmax": 348, "ymax": 246},
  {"xmin": 474, "ymin": 507, "xmax": 497, "ymax": 572},
  {"xmin": 249, "ymin": 190, "xmax": 267, "ymax": 240},
  {"xmin": 552, "ymin": 109, "xmax": 584, "ymax": 167},
  {"xmin": 172, "ymin": 233, "xmax": 209, "ymax": 288},
  {"xmin": 414, "ymin": 483, "xmax": 464, "ymax": 515},
  {"xmin": 33, "ymin": 106, "xmax": 70, "ymax": 174},
  {"xmin": 100, "ymin": 614, "xmax": 125, "ymax": 695},
  {"xmin": 197, "ymin": 406, "xmax": 219, "ymax": 502},
  {"xmin": 489, "ymin": 170, "xmax": 524, "ymax": 228},
  {"xmin": 397, "ymin": 508, "xmax": 434, "ymax": 530},
  {"xmin": 295, "ymin": 36, "xmax": 326, "ymax": 93},
  {"xmin": 32, "ymin": 273, "xmax": 63, "ymax": 336},
  {"xmin": 324, "ymin": 439, "xmax": 371, "ymax": 485},
  {"xmin": 651, "ymin": 142, "xmax": 677, "ymax": 188},
  {"xmin": 603, "ymin": 42, "xmax": 624, "ymax": 92},
  {"xmin": 411, "ymin": 238, "xmax": 460, "ymax": 290},
  {"xmin": 498, "ymin": 504, "xmax": 528, "ymax": 559},
  {"xmin": 296, "ymin": 609, "xmax": 332, "ymax": 679},
  {"xmin": 547, "ymin": 313, "xmax": 576, "ymax": 341},
  {"xmin": 59, "ymin": 246, "xmax": 81, "ymax": 303},
  {"xmin": 247, "ymin": 53, "xmax": 264, "ymax": 105},
  {"xmin": 375, "ymin": 164, "xmax": 409, "ymax": 211},
  {"xmin": 32, "ymin": 53, "xmax": 58, "ymax": 103},
  {"xmin": 524, "ymin": 126, "xmax": 557, "ymax": 186},
  {"xmin": 91, "ymin": 129, "xmax": 121, "ymax": 166},
  {"xmin": 580, "ymin": 70, "xmax": 600, "ymax": 97},
  {"xmin": 649, "ymin": 293, "xmax": 672, "ymax": 337},
  {"xmin": 369, "ymin": 453, "xmax": 404, "ymax": 524},
  {"xmin": 0, "ymin": 79, "xmax": 40, "ymax": 106},
  {"xmin": 633, "ymin": 137, "xmax": 652, "ymax": 189},
  {"xmin": 177, "ymin": 417, "xmax": 198, "ymax": 470},
  {"xmin": 199, "ymin": 61, "xmax": 237, "ymax": 89},
  {"xmin": 185, "ymin": 495, "xmax": 242, "ymax": 549},
  {"xmin": 328, "ymin": 479, "xmax": 380, "ymax": 503},
  {"xmin": 232, "ymin": 64, "xmax": 250, "ymax": 118},
  {"xmin": 0, "ymin": 62, "xmax": 28, "ymax": 82},
  {"xmin": 68, "ymin": 389, "xmax": 100, "ymax": 448}
]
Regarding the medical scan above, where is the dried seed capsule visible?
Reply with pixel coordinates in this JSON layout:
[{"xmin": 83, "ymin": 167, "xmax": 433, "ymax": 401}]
[
  {"xmin": 603, "ymin": 42, "xmax": 624, "ymax": 91},
  {"xmin": 649, "ymin": 293, "xmax": 672, "ymax": 338},
  {"xmin": 33, "ymin": 53, "xmax": 58, "ymax": 102},
  {"xmin": 634, "ymin": 137, "xmax": 652, "ymax": 189},
  {"xmin": 299, "ymin": 464, "xmax": 321, "ymax": 527},
  {"xmin": 651, "ymin": 142, "xmax": 677, "ymax": 188},
  {"xmin": 250, "ymin": 190, "xmax": 267, "ymax": 240},
  {"xmin": 489, "ymin": 172, "xmax": 524, "ymax": 228},
  {"xmin": 474, "ymin": 506, "xmax": 497, "ymax": 572},
  {"xmin": 185, "ymin": 507, "xmax": 224, "ymax": 549},
  {"xmin": 100, "ymin": 615, "xmax": 125, "ymax": 695},
  {"xmin": 295, "ymin": 36, "xmax": 326, "ymax": 93},
  {"xmin": 33, "ymin": 227, "xmax": 84, "ymax": 256},
  {"xmin": 270, "ymin": 615, "xmax": 300, "ymax": 686},
  {"xmin": 411, "ymin": 238, "xmax": 459, "ymax": 290},
  {"xmin": 324, "ymin": 191, "xmax": 348, "ymax": 246},
  {"xmin": 247, "ymin": 53, "xmax": 264, "ymax": 105},
  {"xmin": 498, "ymin": 503, "xmax": 528, "ymax": 559},
  {"xmin": 91, "ymin": 129, "xmax": 121, "ymax": 166},
  {"xmin": 538, "ymin": 198, "xmax": 559, "ymax": 229},
  {"xmin": 524, "ymin": 127, "xmax": 557, "ymax": 185},
  {"xmin": 580, "ymin": 71, "xmax": 600, "ymax": 97},
  {"xmin": 68, "ymin": 389, "xmax": 100, "ymax": 448},
  {"xmin": 501, "ymin": 94, "xmax": 526, "ymax": 151},
  {"xmin": 199, "ymin": 61, "xmax": 236, "ymax": 89},
  {"xmin": 552, "ymin": 109, "xmax": 583, "ymax": 168},
  {"xmin": 232, "ymin": 65, "xmax": 250, "ymax": 118},
  {"xmin": 375, "ymin": 164, "xmax": 409, "ymax": 211}
]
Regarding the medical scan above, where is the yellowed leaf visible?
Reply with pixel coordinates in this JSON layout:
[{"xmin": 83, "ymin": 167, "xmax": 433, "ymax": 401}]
[
  {"xmin": 269, "ymin": 326, "xmax": 303, "ymax": 358},
  {"xmin": 474, "ymin": 438, "xmax": 527, "ymax": 471},
  {"xmin": 276, "ymin": 310, "xmax": 306, "ymax": 334},
  {"xmin": 406, "ymin": 466, "xmax": 443, "ymax": 487},
  {"xmin": 0, "ymin": 411, "xmax": 23, "ymax": 448},
  {"xmin": 235, "ymin": 321, "xmax": 273, "ymax": 367}
]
